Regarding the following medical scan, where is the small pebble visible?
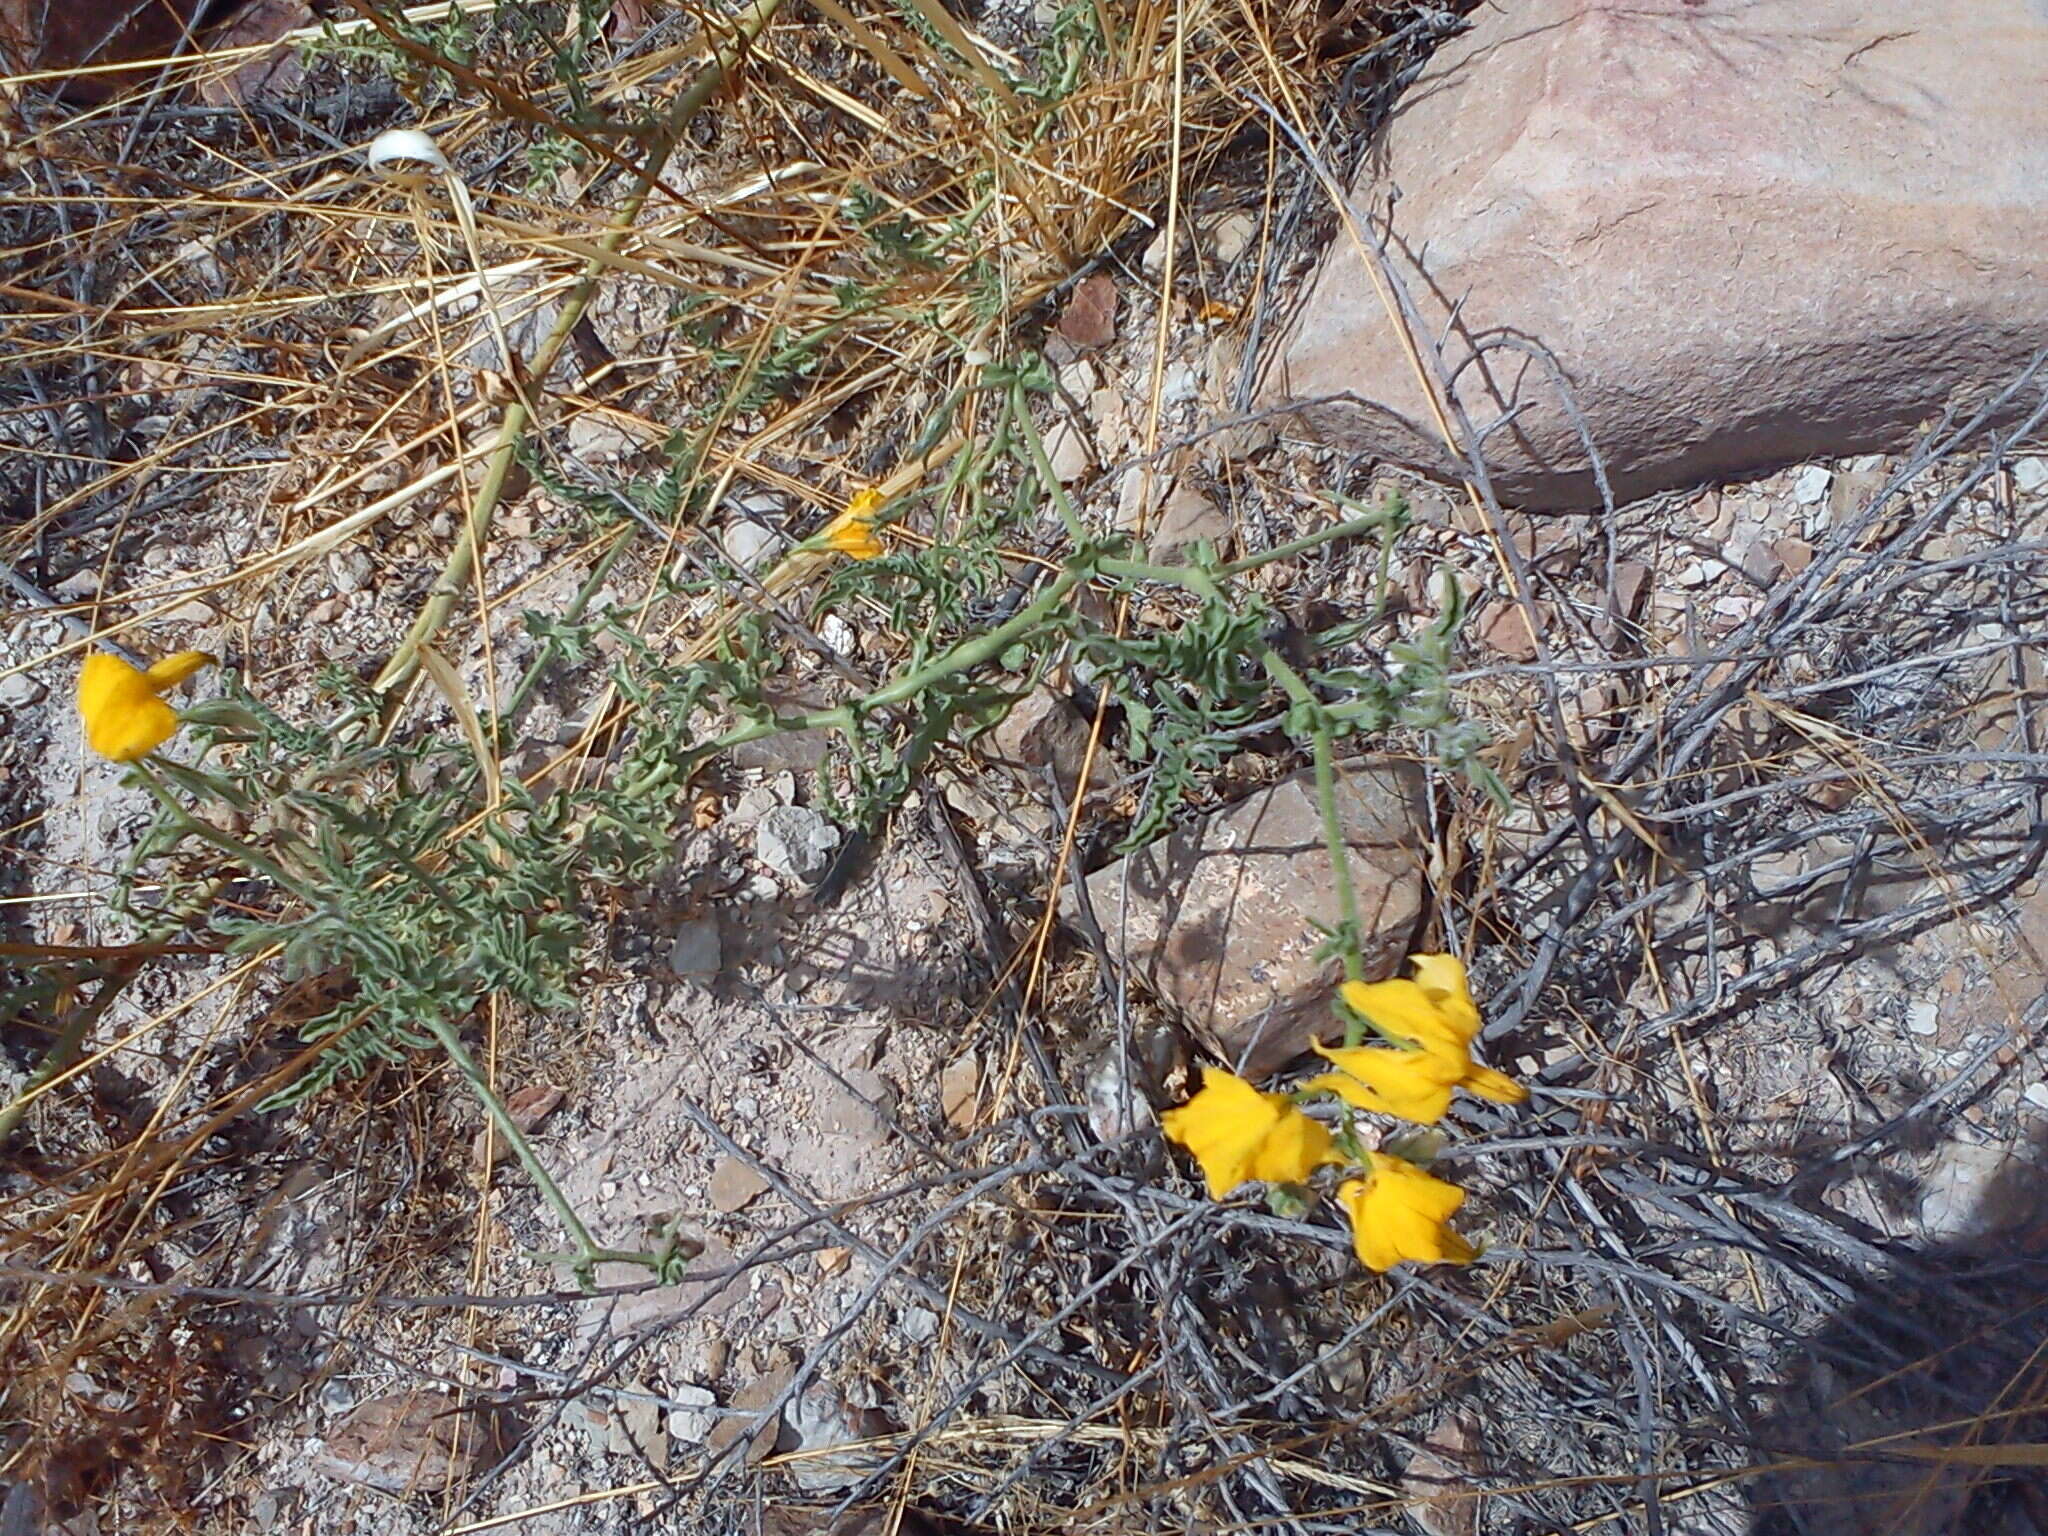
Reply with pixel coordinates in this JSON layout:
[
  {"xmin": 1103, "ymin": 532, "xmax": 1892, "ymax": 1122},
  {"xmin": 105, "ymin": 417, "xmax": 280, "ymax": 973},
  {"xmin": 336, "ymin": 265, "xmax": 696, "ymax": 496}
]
[
  {"xmin": 1906, "ymin": 1000, "xmax": 1938, "ymax": 1037},
  {"xmin": 2024, "ymin": 1083, "xmax": 2048, "ymax": 1111},
  {"xmin": 0, "ymin": 672, "xmax": 47, "ymax": 709},
  {"xmin": 1791, "ymin": 464, "xmax": 1832, "ymax": 505}
]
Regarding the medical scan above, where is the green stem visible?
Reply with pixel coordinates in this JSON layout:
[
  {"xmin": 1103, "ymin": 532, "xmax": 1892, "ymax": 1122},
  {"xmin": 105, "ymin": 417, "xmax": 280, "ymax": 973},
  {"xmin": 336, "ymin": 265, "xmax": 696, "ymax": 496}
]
[
  {"xmin": 418, "ymin": 1009, "xmax": 611, "ymax": 1287},
  {"xmin": 1009, "ymin": 379, "xmax": 1092, "ymax": 549},
  {"xmin": 1093, "ymin": 509, "xmax": 1395, "ymax": 595},
  {"xmin": 502, "ymin": 527, "xmax": 633, "ymax": 727},
  {"xmin": 1216, "ymin": 508, "xmax": 1400, "ymax": 580},
  {"xmin": 1099, "ymin": 551, "xmax": 1369, "ymax": 1013},
  {"xmin": 132, "ymin": 764, "xmax": 301, "ymax": 891},
  {"xmin": 617, "ymin": 563, "xmax": 1090, "ymax": 800},
  {"xmin": 1258, "ymin": 646, "xmax": 1365, "ymax": 1001}
]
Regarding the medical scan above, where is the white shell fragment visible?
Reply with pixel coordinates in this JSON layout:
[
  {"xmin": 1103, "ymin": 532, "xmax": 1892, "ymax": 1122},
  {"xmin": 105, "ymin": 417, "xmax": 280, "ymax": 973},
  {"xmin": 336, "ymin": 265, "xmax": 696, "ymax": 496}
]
[{"xmin": 365, "ymin": 128, "xmax": 452, "ymax": 176}]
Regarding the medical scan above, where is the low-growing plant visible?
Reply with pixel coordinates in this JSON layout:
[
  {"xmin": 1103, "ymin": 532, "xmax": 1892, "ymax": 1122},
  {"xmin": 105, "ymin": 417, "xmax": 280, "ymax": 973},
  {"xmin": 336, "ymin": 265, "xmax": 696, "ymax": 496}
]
[{"xmin": 10, "ymin": 352, "xmax": 1505, "ymax": 1286}]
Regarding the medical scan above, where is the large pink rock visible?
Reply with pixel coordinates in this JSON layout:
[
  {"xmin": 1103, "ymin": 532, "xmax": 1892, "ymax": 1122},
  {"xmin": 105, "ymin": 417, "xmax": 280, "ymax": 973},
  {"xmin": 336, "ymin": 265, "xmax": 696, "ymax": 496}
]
[{"xmin": 1264, "ymin": 1, "xmax": 2048, "ymax": 509}]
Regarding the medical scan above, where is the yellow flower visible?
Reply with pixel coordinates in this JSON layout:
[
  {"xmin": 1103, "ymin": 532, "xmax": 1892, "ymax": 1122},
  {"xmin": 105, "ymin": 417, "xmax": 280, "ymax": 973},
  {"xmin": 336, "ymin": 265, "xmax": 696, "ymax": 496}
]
[
  {"xmin": 1337, "ymin": 1152, "xmax": 1476, "ymax": 1271},
  {"xmin": 77, "ymin": 650, "xmax": 213, "ymax": 763},
  {"xmin": 1160, "ymin": 1066, "xmax": 1340, "ymax": 1200},
  {"xmin": 1310, "ymin": 955, "xmax": 1527, "ymax": 1125},
  {"xmin": 1305, "ymin": 1039, "xmax": 1464, "ymax": 1124},
  {"xmin": 816, "ymin": 487, "xmax": 885, "ymax": 560}
]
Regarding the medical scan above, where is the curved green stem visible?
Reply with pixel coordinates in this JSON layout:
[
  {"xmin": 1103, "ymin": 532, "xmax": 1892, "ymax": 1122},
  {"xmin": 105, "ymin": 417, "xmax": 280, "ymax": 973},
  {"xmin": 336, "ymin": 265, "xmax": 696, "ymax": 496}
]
[
  {"xmin": 1009, "ymin": 378, "xmax": 1092, "ymax": 549},
  {"xmin": 418, "ymin": 1009, "xmax": 611, "ymax": 1287}
]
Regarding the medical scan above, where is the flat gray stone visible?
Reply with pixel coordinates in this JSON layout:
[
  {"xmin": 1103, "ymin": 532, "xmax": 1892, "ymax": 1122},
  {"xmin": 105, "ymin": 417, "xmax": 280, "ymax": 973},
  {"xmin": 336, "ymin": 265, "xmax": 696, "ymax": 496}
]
[
  {"xmin": 755, "ymin": 805, "xmax": 839, "ymax": 884},
  {"xmin": 669, "ymin": 918, "xmax": 721, "ymax": 977}
]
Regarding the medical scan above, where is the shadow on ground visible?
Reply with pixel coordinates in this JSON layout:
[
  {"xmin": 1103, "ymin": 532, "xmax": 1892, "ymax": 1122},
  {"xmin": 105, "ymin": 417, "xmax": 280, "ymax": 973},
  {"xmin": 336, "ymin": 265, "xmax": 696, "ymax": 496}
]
[{"xmin": 1750, "ymin": 1131, "xmax": 2048, "ymax": 1535}]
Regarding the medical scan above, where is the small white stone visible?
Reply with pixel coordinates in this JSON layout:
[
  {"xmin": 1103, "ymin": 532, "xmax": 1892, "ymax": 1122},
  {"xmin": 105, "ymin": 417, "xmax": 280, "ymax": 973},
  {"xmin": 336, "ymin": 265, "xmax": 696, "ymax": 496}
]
[
  {"xmin": 665, "ymin": 1384, "xmax": 717, "ymax": 1447},
  {"xmin": 723, "ymin": 520, "xmax": 782, "ymax": 570},
  {"xmin": 330, "ymin": 550, "xmax": 372, "ymax": 595},
  {"xmin": 567, "ymin": 412, "xmax": 648, "ymax": 461},
  {"xmin": 819, "ymin": 614, "xmax": 856, "ymax": 656},
  {"xmin": 2024, "ymin": 1083, "xmax": 2048, "ymax": 1111},
  {"xmin": 755, "ymin": 805, "xmax": 840, "ymax": 883},
  {"xmin": 2014, "ymin": 456, "xmax": 2048, "ymax": 494},
  {"xmin": 1139, "ymin": 225, "xmax": 1175, "ymax": 277},
  {"xmin": 1205, "ymin": 209, "xmax": 1257, "ymax": 265},
  {"xmin": 1115, "ymin": 467, "xmax": 1165, "ymax": 531},
  {"xmin": 1906, "ymin": 999, "xmax": 1939, "ymax": 1037},
  {"xmin": 0, "ymin": 672, "xmax": 46, "ymax": 708},
  {"xmin": 1044, "ymin": 419, "xmax": 1091, "ymax": 483},
  {"xmin": 1919, "ymin": 1139, "xmax": 2019, "ymax": 1240},
  {"xmin": 1792, "ymin": 464, "xmax": 1833, "ymax": 505}
]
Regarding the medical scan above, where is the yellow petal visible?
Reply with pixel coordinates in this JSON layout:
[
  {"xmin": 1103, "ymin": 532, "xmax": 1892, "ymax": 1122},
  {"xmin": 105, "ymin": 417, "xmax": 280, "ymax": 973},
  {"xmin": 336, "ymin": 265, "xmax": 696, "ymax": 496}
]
[
  {"xmin": 817, "ymin": 489, "xmax": 886, "ymax": 559},
  {"xmin": 1246, "ymin": 1098, "xmax": 1339, "ymax": 1184},
  {"xmin": 77, "ymin": 649, "xmax": 211, "ymax": 762},
  {"xmin": 1463, "ymin": 1063, "xmax": 1529, "ymax": 1105},
  {"xmin": 79, "ymin": 652, "xmax": 149, "ymax": 722},
  {"xmin": 1311, "ymin": 1041, "xmax": 1459, "ymax": 1126},
  {"xmin": 1408, "ymin": 953, "xmax": 1481, "ymax": 1037},
  {"xmin": 143, "ymin": 650, "xmax": 214, "ymax": 690},
  {"xmin": 1338, "ymin": 977, "xmax": 1467, "ymax": 1054},
  {"xmin": 88, "ymin": 693, "xmax": 178, "ymax": 762},
  {"xmin": 1338, "ymin": 1180, "xmax": 1405, "ymax": 1273},
  {"xmin": 1160, "ymin": 1067, "xmax": 1282, "ymax": 1199},
  {"xmin": 1337, "ymin": 1153, "xmax": 1475, "ymax": 1272},
  {"xmin": 1161, "ymin": 1067, "xmax": 1338, "ymax": 1198},
  {"xmin": 1367, "ymin": 1151, "xmax": 1465, "ymax": 1220}
]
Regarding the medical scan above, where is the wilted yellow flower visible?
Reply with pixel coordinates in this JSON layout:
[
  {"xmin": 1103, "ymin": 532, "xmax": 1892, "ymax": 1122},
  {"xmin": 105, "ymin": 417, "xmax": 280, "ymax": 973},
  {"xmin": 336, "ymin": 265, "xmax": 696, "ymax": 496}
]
[
  {"xmin": 1309, "ymin": 955, "xmax": 1526, "ymax": 1124},
  {"xmin": 1161, "ymin": 1066, "xmax": 1340, "ymax": 1199},
  {"xmin": 816, "ymin": 487, "xmax": 885, "ymax": 560},
  {"xmin": 77, "ymin": 650, "xmax": 213, "ymax": 763},
  {"xmin": 1337, "ymin": 1152, "xmax": 1476, "ymax": 1271}
]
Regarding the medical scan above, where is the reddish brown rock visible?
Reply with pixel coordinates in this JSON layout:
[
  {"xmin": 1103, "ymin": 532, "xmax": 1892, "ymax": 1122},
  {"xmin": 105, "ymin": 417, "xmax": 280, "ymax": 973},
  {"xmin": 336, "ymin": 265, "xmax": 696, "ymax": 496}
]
[
  {"xmin": 1056, "ymin": 273, "xmax": 1118, "ymax": 351},
  {"xmin": 195, "ymin": 0, "xmax": 311, "ymax": 107},
  {"xmin": 1, "ymin": 0, "xmax": 210, "ymax": 101},
  {"xmin": 1264, "ymin": 1, "xmax": 2048, "ymax": 509},
  {"xmin": 313, "ymin": 1392, "xmax": 506, "ymax": 1495},
  {"xmin": 984, "ymin": 686, "xmax": 1116, "ymax": 803},
  {"xmin": 1082, "ymin": 763, "xmax": 1427, "ymax": 1076}
]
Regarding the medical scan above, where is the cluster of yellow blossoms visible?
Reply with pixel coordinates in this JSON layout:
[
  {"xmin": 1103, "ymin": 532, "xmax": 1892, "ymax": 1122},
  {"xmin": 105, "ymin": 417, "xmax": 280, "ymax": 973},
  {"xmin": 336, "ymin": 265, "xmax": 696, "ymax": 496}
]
[{"xmin": 1161, "ymin": 956, "xmax": 1525, "ymax": 1272}]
